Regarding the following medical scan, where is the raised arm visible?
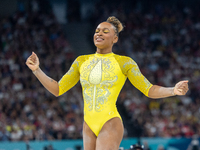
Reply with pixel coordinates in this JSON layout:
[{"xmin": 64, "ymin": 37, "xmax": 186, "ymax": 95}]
[
  {"xmin": 26, "ymin": 52, "xmax": 59, "ymax": 96},
  {"xmin": 148, "ymin": 80, "xmax": 189, "ymax": 99}
]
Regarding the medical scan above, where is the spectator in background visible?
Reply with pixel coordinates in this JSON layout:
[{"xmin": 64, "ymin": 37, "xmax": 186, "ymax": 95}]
[
  {"xmin": 143, "ymin": 141, "xmax": 151, "ymax": 150},
  {"xmin": 157, "ymin": 145, "xmax": 165, "ymax": 150},
  {"xmin": 187, "ymin": 134, "xmax": 200, "ymax": 150}
]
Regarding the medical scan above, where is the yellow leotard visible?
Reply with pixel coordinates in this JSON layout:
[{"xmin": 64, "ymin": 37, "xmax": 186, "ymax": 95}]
[{"xmin": 58, "ymin": 52, "xmax": 153, "ymax": 136}]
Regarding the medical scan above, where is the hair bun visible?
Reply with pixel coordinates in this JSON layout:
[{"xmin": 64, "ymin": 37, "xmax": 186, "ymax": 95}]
[{"xmin": 106, "ymin": 16, "xmax": 123, "ymax": 34}]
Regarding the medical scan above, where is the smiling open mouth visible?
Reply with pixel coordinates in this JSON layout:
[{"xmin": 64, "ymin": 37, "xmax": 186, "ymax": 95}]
[{"xmin": 96, "ymin": 38, "xmax": 104, "ymax": 42}]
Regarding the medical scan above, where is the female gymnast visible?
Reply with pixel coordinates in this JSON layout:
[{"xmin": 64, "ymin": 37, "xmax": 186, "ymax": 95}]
[{"xmin": 26, "ymin": 16, "xmax": 189, "ymax": 150}]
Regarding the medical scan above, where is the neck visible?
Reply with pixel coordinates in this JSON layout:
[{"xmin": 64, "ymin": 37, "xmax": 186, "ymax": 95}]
[{"xmin": 96, "ymin": 48, "xmax": 112, "ymax": 54}]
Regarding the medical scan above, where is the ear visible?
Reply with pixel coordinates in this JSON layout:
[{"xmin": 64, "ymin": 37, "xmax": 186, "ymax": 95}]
[{"xmin": 113, "ymin": 35, "xmax": 118, "ymax": 44}]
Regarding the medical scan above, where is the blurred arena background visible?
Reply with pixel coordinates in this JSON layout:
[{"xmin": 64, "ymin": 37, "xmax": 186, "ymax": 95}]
[{"xmin": 0, "ymin": 0, "xmax": 200, "ymax": 150}]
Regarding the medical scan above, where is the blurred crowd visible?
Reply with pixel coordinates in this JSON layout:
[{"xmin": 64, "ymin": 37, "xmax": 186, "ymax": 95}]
[
  {"xmin": 0, "ymin": 0, "xmax": 200, "ymax": 142},
  {"xmin": 0, "ymin": 4, "xmax": 79, "ymax": 141}
]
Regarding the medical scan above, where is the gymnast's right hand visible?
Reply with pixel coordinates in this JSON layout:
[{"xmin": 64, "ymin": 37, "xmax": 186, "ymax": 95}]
[{"xmin": 26, "ymin": 52, "xmax": 40, "ymax": 71}]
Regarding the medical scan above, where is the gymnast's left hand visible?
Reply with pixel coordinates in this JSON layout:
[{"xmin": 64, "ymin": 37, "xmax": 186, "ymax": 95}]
[{"xmin": 173, "ymin": 80, "xmax": 189, "ymax": 95}]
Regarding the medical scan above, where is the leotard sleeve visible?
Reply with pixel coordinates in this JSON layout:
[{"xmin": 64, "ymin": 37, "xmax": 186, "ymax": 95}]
[
  {"xmin": 58, "ymin": 56, "xmax": 82, "ymax": 96},
  {"xmin": 119, "ymin": 56, "xmax": 153, "ymax": 96}
]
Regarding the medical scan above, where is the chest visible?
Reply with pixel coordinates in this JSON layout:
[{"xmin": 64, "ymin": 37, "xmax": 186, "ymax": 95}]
[{"xmin": 79, "ymin": 57, "xmax": 123, "ymax": 85}]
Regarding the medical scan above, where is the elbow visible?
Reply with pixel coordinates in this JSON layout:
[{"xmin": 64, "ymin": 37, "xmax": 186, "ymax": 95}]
[
  {"xmin": 148, "ymin": 92, "xmax": 161, "ymax": 99},
  {"xmin": 54, "ymin": 93, "xmax": 59, "ymax": 97},
  {"xmin": 147, "ymin": 85, "xmax": 159, "ymax": 99},
  {"xmin": 52, "ymin": 88, "xmax": 59, "ymax": 97},
  {"xmin": 54, "ymin": 84, "xmax": 60, "ymax": 97},
  {"xmin": 147, "ymin": 93, "xmax": 154, "ymax": 99},
  {"xmin": 148, "ymin": 92, "xmax": 159, "ymax": 99},
  {"xmin": 54, "ymin": 91, "xmax": 59, "ymax": 97},
  {"xmin": 147, "ymin": 91, "xmax": 153, "ymax": 99},
  {"xmin": 148, "ymin": 95, "xmax": 159, "ymax": 99},
  {"xmin": 147, "ymin": 94, "xmax": 152, "ymax": 99}
]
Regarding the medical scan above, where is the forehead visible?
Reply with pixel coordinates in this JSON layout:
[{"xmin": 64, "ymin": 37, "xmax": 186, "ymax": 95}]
[{"xmin": 96, "ymin": 22, "xmax": 114, "ymax": 30}]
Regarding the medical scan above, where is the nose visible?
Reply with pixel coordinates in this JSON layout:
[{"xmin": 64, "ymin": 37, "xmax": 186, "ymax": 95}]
[{"xmin": 96, "ymin": 30, "xmax": 103, "ymax": 36}]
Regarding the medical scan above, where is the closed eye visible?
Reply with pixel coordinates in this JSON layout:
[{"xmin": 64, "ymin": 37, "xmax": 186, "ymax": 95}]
[
  {"xmin": 95, "ymin": 28, "xmax": 110, "ymax": 33},
  {"xmin": 103, "ymin": 30, "xmax": 109, "ymax": 33}
]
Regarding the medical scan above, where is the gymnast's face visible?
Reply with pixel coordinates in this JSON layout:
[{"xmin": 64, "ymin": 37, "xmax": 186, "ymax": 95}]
[{"xmin": 94, "ymin": 22, "xmax": 118, "ymax": 50}]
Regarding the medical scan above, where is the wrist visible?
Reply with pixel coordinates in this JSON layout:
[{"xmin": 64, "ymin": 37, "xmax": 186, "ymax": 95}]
[
  {"xmin": 32, "ymin": 67, "xmax": 39, "ymax": 74},
  {"xmin": 171, "ymin": 87, "xmax": 176, "ymax": 96}
]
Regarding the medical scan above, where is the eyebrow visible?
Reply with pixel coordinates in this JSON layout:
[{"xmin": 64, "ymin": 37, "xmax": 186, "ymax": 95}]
[{"xmin": 96, "ymin": 28, "xmax": 110, "ymax": 31}]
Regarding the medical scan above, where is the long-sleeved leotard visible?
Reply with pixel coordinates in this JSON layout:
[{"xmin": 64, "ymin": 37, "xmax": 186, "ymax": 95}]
[{"xmin": 58, "ymin": 52, "xmax": 153, "ymax": 136}]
